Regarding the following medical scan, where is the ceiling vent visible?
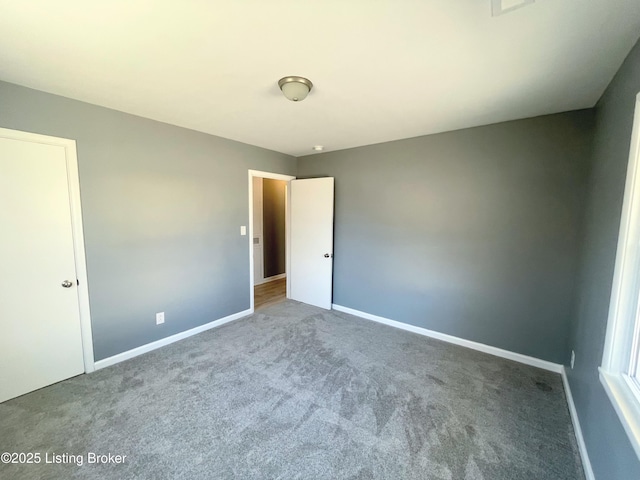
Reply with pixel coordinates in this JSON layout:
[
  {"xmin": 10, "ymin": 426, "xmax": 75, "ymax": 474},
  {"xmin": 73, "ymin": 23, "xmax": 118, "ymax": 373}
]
[{"xmin": 492, "ymin": 0, "xmax": 535, "ymax": 16}]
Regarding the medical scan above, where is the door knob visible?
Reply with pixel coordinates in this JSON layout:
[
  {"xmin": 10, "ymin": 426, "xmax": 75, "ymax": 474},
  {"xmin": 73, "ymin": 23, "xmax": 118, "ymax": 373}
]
[
  {"xmin": 61, "ymin": 280, "xmax": 73, "ymax": 288},
  {"xmin": 324, "ymin": 253, "xmax": 332, "ymax": 258}
]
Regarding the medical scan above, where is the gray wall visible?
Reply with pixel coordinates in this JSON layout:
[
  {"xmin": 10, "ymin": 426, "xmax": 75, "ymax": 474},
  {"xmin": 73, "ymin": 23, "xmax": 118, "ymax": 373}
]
[
  {"xmin": 0, "ymin": 81, "xmax": 296, "ymax": 361},
  {"xmin": 298, "ymin": 111, "xmax": 594, "ymax": 364},
  {"xmin": 567, "ymin": 40, "xmax": 640, "ymax": 478},
  {"xmin": 262, "ymin": 179, "xmax": 286, "ymax": 278}
]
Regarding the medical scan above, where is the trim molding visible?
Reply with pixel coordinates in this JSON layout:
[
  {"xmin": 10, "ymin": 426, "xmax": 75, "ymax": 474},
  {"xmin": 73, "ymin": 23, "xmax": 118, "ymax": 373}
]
[
  {"xmin": 94, "ymin": 308, "xmax": 252, "ymax": 370},
  {"xmin": 254, "ymin": 273, "xmax": 286, "ymax": 286},
  {"xmin": 599, "ymin": 368, "xmax": 640, "ymax": 460},
  {"xmin": 562, "ymin": 369, "xmax": 596, "ymax": 480},
  {"xmin": 331, "ymin": 304, "xmax": 563, "ymax": 373}
]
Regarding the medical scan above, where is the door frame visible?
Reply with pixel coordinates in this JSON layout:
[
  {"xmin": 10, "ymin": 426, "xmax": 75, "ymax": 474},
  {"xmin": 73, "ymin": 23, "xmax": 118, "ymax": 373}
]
[
  {"xmin": 248, "ymin": 170, "xmax": 296, "ymax": 311},
  {"xmin": 0, "ymin": 127, "xmax": 95, "ymax": 373}
]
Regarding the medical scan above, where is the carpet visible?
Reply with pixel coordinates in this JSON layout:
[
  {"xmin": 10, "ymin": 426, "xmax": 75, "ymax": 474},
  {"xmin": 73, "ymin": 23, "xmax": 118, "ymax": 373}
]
[{"xmin": 0, "ymin": 300, "xmax": 584, "ymax": 479}]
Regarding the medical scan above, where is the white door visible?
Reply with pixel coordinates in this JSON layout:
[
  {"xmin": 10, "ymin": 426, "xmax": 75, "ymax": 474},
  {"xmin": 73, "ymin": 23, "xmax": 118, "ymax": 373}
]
[
  {"xmin": 0, "ymin": 135, "xmax": 85, "ymax": 403},
  {"xmin": 290, "ymin": 177, "xmax": 334, "ymax": 309}
]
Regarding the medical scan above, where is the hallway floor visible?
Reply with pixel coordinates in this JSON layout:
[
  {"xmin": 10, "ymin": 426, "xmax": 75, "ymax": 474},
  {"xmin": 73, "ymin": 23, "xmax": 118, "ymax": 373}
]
[{"xmin": 254, "ymin": 277, "xmax": 286, "ymax": 310}]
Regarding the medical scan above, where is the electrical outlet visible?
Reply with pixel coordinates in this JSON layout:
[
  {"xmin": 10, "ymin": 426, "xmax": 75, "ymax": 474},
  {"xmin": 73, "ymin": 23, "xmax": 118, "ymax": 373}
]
[
  {"xmin": 156, "ymin": 312, "xmax": 165, "ymax": 325},
  {"xmin": 570, "ymin": 350, "xmax": 576, "ymax": 369}
]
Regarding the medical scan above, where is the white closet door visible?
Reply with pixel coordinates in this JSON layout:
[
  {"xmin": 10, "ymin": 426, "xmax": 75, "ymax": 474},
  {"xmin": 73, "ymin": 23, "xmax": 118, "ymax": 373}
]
[{"xmin": 0, "ymin": 136, "xmax": 85, "ymax": 403}]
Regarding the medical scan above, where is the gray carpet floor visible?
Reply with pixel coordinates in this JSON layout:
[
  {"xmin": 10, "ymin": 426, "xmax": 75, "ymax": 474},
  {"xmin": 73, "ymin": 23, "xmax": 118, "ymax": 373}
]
[{"xmin": 1, "ymin": 300, "xmax": 584, "ymax": 480}]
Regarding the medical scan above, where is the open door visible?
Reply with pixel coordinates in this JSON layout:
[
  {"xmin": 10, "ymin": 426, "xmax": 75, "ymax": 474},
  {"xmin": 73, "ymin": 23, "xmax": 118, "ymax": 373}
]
[{"xmin": 290, "ymin": 177, "xmax": 335, "ymax": 309}]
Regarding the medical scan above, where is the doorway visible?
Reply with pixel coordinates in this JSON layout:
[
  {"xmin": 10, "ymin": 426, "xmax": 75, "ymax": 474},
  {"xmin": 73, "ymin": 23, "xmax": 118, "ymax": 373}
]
[{"xmin": 248, "ymin": 170, "xmax": 295, "ymax": 311}]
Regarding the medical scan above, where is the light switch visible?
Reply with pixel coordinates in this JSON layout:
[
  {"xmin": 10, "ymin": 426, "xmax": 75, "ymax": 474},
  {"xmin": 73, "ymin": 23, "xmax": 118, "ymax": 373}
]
[{"xmin": 240, "ymin": 226, "xmax": 247, "ymax": 236}]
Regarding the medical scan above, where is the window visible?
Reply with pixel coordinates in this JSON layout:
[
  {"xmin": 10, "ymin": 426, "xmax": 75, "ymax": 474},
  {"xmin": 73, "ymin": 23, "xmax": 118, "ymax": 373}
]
[{"xmin": 601, "ymin": 92, "xmax": 640, "ymax": 459}]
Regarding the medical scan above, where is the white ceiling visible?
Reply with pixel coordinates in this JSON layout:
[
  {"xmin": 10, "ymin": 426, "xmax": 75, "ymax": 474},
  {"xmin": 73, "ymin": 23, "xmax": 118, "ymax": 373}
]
[{"xmin": 0, "ymin": 1, "xmax": 639, "ymax": 157}]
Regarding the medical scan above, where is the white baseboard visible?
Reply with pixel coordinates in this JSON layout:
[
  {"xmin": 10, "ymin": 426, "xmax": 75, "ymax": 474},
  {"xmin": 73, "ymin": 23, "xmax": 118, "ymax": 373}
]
[
  {"xmin": 254, "ymin": 273, "xmax": 286, "ymax": 286},
  {"xmin": 94, "ymin": 308, "xmax": 253, "ymax": 370},
  {"xmin": 331, "ymin": 304, "xmax": 563, "ymax": 373},
  {"xmin": 561, "ymin": 369, "xmax": 596, "ymax": 480},
  {"xmin": 331, "ymin": 304, "xmax": 593, "ymax": 476}
]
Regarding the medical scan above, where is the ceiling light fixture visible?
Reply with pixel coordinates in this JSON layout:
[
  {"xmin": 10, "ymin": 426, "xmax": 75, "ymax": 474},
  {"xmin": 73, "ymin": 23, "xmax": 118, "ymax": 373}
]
[
  {"xmin": 312, "ymin": 145, "xmax": 324, "ymax": 151},
  {"xmin": 278, "ymin": 76, "xmax": 313, "ymax": 102}
]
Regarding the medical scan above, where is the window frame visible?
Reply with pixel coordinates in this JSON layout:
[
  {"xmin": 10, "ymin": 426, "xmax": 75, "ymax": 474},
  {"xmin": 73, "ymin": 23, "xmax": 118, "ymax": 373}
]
[{"xmin": 600, "ymin": 92, "xmax": 640, "ymax": 460}]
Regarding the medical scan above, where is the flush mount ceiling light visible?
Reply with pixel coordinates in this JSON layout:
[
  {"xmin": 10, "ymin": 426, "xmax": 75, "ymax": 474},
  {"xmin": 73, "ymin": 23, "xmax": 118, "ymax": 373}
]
[
  {"xmin": 312, "ymin": 145, "xmax": 324, "ymax": 151},
  {"xmin": 278, "ymin": 76, "xmax": 313, "ymax": 102}
]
